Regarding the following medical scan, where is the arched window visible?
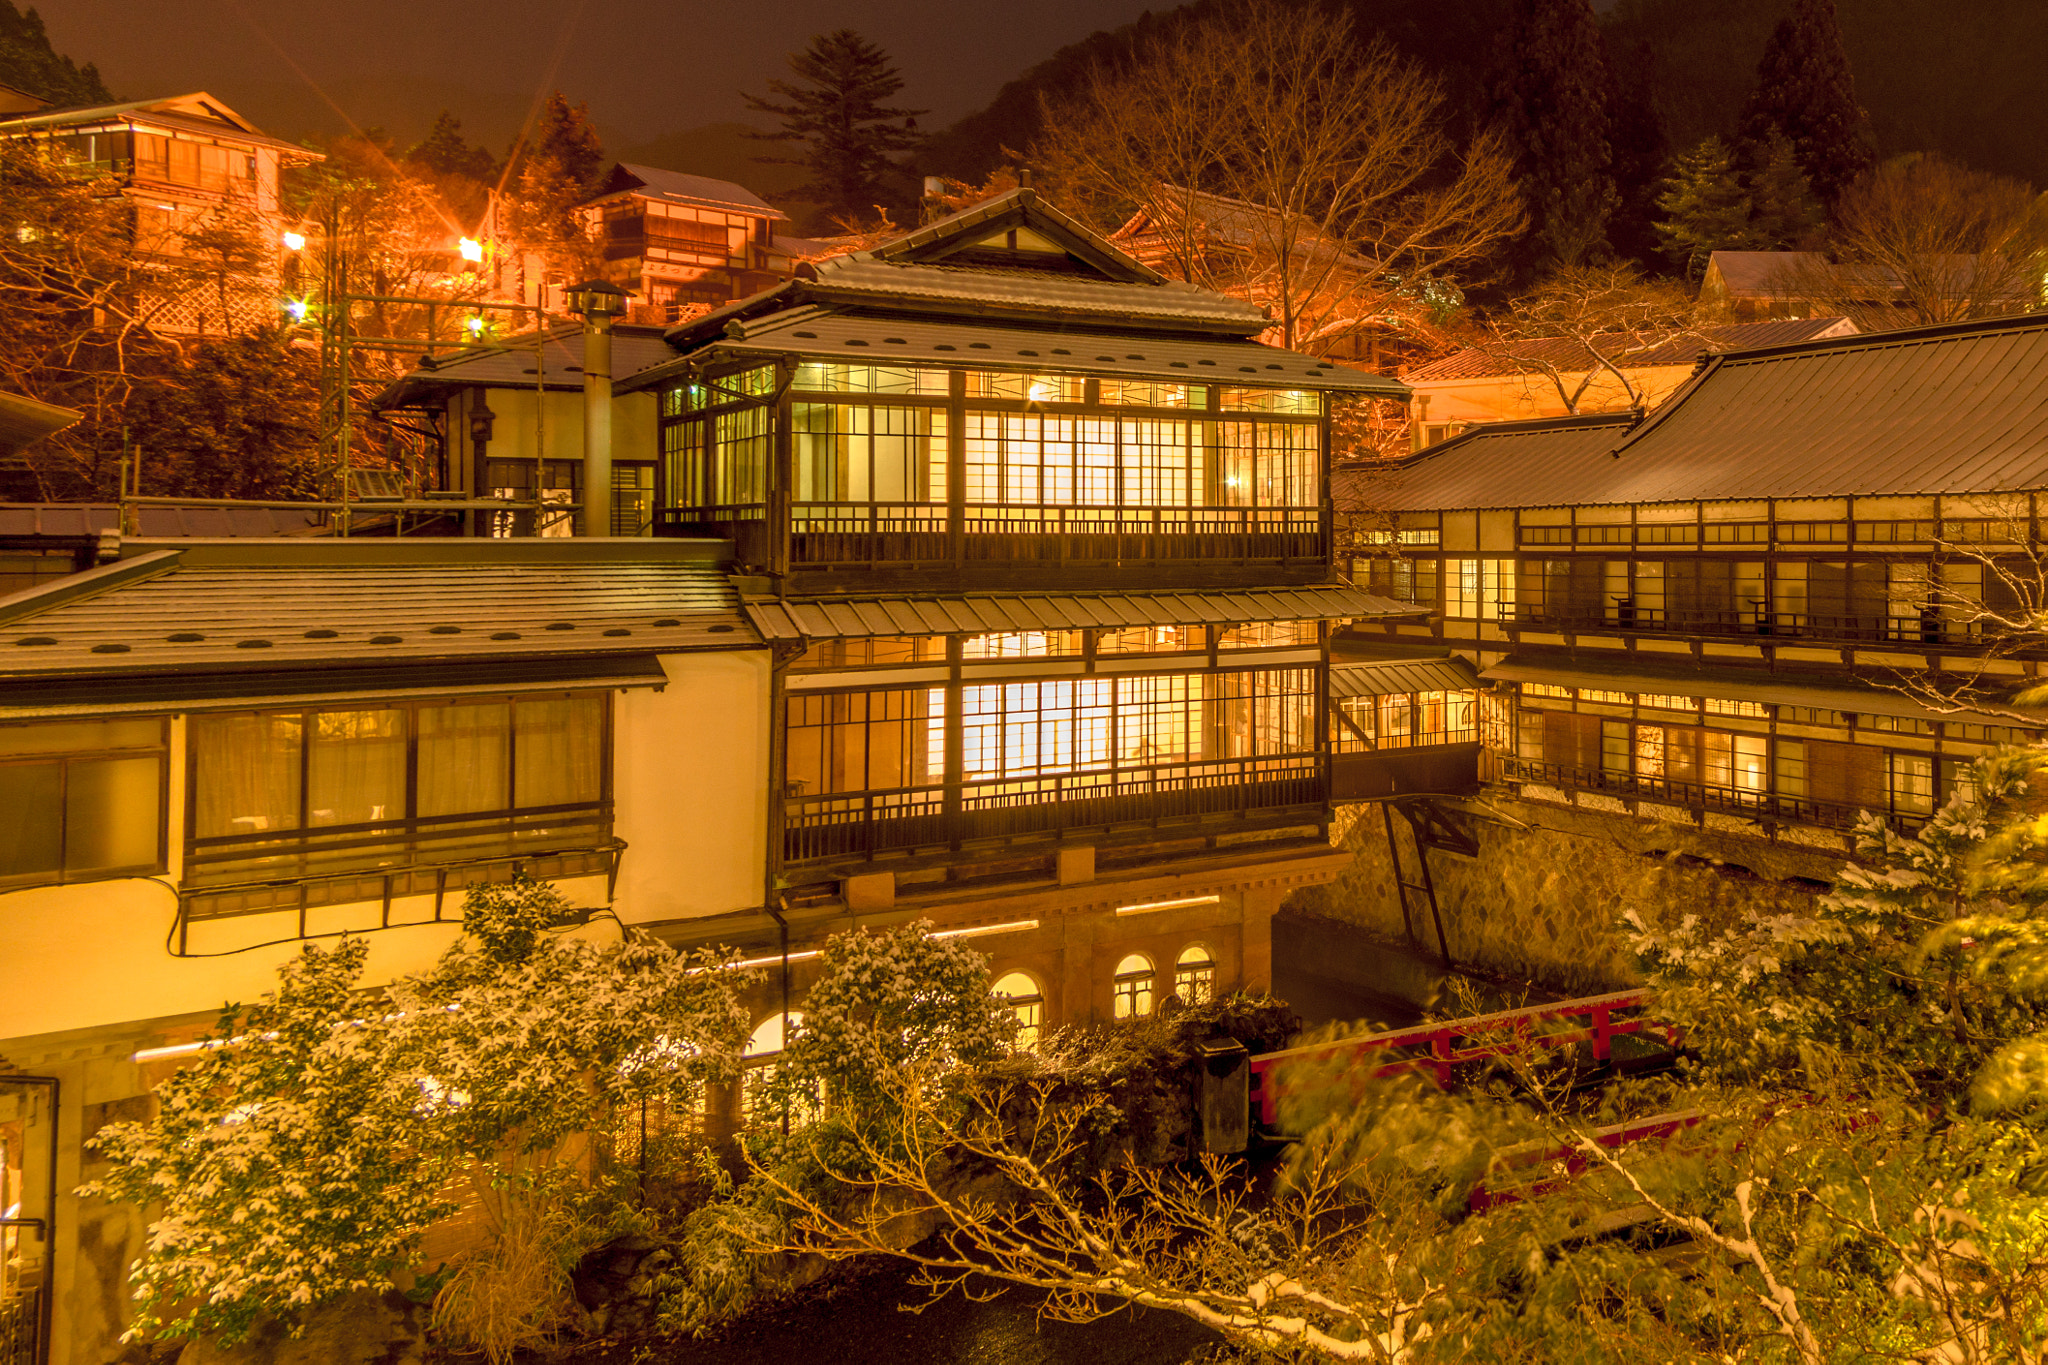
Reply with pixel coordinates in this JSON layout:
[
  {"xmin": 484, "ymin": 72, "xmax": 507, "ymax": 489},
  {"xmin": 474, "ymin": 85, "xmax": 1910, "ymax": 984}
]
[
  {"xmin": 1113, "ymin": 953, "xmax": 1155, "ymax": 1020},
  {"xmin": 741, "ymin": 1011, "xmax": 806, "ymax": 1125},
  {"xmin": 1175, "ymin": 944, "xmax": 1216, "ymax": 1006},
  {"xmin": 992, "ymin": 971, "xmax": 1045, "ymax": 1050}
]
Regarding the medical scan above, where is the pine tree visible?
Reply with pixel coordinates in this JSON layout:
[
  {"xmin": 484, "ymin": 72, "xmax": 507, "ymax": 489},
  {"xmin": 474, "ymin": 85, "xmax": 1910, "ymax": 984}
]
[
  {"xmin": 406, "ymin": 111, "xmax": 498, "ymax": 185},
  {"xmin": 0, "ymin": 2, "xmax": 110, "ymax": 106},
  {"xmin": 1737, "ymin": 0, "xmax": 1874, "ymax": 210},
  {"xmin": 1604, "ymin": 39, "xmax": 1669, "ymax": 270},
  {"xmin": 1655, "ymin": 137, "xmax": 1761, "ymax": 280},
  {"xmin": 1486, "ymin": 0, "xmax": 1617, "ymax": 271},
  {"xmin": 744, "ymin": 30, "xmax": 925, "ymax": 229},
  {"xmin": 1746, "ymin": 131, "xmax": 1825, "ymax": 248},
  {"xmin": 501, "ymin": 92, "xmax": 604, "ymax": 279}
]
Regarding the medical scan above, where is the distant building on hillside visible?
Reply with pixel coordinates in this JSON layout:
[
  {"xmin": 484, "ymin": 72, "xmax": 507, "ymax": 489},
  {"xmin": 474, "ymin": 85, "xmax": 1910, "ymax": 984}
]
[
  {"xmin": 1403, "ymin": 316, "xmax": 1859, "ymax": 447},
  {"xmin": 1700, "ymin": 250, "xmax": 2042, "ymax": 330},
  {"xmin": 0, "ymin": 92, "xmax": 320, "ymax": 335}
]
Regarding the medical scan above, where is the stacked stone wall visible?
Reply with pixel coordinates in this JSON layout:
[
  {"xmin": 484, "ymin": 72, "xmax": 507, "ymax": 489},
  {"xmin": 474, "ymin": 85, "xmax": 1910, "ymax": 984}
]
[{"xmin": 1288, "ymin": 797, "xmax": 1846, "ymax": 997}]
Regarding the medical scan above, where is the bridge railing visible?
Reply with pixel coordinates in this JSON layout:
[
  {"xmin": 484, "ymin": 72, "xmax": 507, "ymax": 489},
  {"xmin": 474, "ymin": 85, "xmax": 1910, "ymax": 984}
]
[{"xmin": 1247, "ymin": 989, "xmax": 1675, "ymax": 1129}]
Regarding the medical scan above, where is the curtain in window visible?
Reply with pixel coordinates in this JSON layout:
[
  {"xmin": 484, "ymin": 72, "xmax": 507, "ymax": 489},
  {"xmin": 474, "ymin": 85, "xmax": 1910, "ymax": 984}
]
[
  {"xmin": 514, "ymin": 697, "xmax": 604, "ymax": 807},
  {"xmin": 191, "ymin": 713, "xmax": 303, "ymax": 836},
  {"xmin": 0, "ymin": 763, "xmax": 62, "ymax": 876},
  {"xmin": 418, "ymin": 703, "xmax": 509, "ymax": 817},
  {"xmin": 64, "ymin": 756, "xmax": 160, "ymax": 871},
  {"xmin": 308, "ymin": 709, "xmax": 407, "ymax": 826}
]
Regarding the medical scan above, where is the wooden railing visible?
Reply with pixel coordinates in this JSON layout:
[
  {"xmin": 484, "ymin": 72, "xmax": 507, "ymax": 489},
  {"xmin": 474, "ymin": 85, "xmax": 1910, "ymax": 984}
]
[
  {"xmin": 784, "ymin": 756, "xmax": 1323, "ymax": 862},
  {"xmin": 1503, "ymin": 603, "xmax": 1987, "ymax": 647},
  {"xmin": 1495, "ymin": 755, "xmax": 1917, "ymax": 832}
]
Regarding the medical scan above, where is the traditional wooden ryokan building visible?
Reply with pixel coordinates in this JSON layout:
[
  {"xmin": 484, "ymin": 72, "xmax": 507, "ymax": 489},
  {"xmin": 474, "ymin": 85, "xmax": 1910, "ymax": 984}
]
[
  {"xmin": 1333, "ymin": 315, "xmax": 2048, "ymax": 954},
  {"xmin": 0, "ymin": 189, "xmax": 1413, "ymax": 1365}
]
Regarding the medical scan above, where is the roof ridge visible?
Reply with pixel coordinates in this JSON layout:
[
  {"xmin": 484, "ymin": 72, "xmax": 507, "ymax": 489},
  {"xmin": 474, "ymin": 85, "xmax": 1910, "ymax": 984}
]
[{"xmin": 0, "ymin": 549, "xmax": 184, "ymax": 627}]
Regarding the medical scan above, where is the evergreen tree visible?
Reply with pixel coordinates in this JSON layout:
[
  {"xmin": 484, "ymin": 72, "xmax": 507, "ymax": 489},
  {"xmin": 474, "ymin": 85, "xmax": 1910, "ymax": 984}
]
[
  {"xmin": 501, "ymin": 92, "xmax": 604, "ymax": 279},
  {"xmin": 1746, "ymin": 129, "xmax": 1826, "ymax": 246},
  {"xmin": 406, "ymin": 111, "xmax": 498, "ymax": 185},
  {"xmin": 1737, "ymin": 0, "xmax": 1874, "ymax": 210},
  {"xmin": 744, "ymin": 30, "xmax": 925, "ymax": 229},
  {"xmin": 1604, "ymin": 38, "xmax": 1669, "ymax": 270},
  {"xmin": 0, "ymin": 1, "xmax": 110, "ymax": 106},
  {"xmin": 1655, "ymin": 137, "xmax": 1761, "ymax": 279},
  {"xmin": 1486, "ymin": 0, "xmax": 1618, "ymax": 270}
]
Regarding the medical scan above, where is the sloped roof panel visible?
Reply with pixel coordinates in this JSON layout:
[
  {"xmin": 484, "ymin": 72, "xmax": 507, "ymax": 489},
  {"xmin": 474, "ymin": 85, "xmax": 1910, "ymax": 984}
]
[
  {"xmin": 744, "ymin": 584, "xmax": 1417, "ymax": 641},
  {"xmin": 1338, "ymin": 413, "xmax": 1640, "ymax": 512},
  {"xmin": 372, "ymin": 325, "xmax": 676, "ymax": 408},
  {"xmin": 808, "ymin": 255, "xmax": 1266, "ymax": 333},
  {"xmin": 1481, "ymin": 654, "xmax": 2015, "ymax": 721},
  {"xmin": 1330, "ymin": 657, "xmax": 1479, "ymax": 698},
  {"xmin": 676, "ymin": 307, "xmax": 1404, "ymax": 397},
  {"xmin": 608, "ymin": 164, "xmax": 784, "ymax": 217}
]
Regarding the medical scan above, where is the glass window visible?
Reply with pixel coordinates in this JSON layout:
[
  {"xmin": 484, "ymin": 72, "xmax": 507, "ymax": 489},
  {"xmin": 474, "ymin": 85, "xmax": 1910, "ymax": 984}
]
[
  {"xmin": 1174, "ymin": 945, "xmax": 1215, "ymax": 1005},
  {"xmin": 792, "ymin": 636, "xmax": 947, "ymax": 670},
  {"xmin": 992, "ymin": 972, "xmax": 1044, "ymax": 1050},
  {"xmin": 1095, "ymin": 624, "xmax": 1202, "ymax": 655},
  {"xmin": 1100, "ymin": 379, "xmax": 1205, "ymax": 409},
  {"xmin": 965, "ymin": 371, "xmax": 1085, "ymax": 403},
  {"xmin": 418, "ymin": 703, "xmax": 510, "ymax": 817},
  {"xmin": 962, "ymin": 631, "xmax": 1084, "ymax": 659},
  {"xmin": 792, "ymin": 402, "xmax": 947, "ymax": 506},
  {"xmin": 1218, "ymin": 388, "xmax": 1318, "ymax": 414},
  {"xmin": 784, "ymin": 689, "xmax": 944, "ymax": 796},
  {"xmin": 712, "ymin": 405, "xmax": 770, "ymax": 506},
  {"xmin": 0, "ymin": 718, "xmax": 165, "ymax": 884},
  {"xmin": 1203, "ymin": 421, "xmax": 1316, "ymax": 508},
  {"xmin": 1113, "ymin": 954, "xmax": 1155, "ymax": 1019},
  {"xmin": 1215, "ymin": 621, "xmax": 1318, "ymax": 650},
  {"xmin": 741, "ymin": 1011, "xmax": 813, "ymax": 1125},
  {"xmin": 191, "ymin": 713, "xmax": 303, "ymax": 836},
  {"xmin": 794, "ymin": 362, "xmax": 947, "ymax": 396},
  {"xmin": 308, "ymin": 709, "xmax": 406, "ymax": 827}
]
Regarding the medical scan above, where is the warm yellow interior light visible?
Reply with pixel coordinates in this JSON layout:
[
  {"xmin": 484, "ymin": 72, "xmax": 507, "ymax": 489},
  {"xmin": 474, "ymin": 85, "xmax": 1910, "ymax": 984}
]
[{"xmin": 1115, "ymin": 894, "xmax": 1222, "ymax": 916}]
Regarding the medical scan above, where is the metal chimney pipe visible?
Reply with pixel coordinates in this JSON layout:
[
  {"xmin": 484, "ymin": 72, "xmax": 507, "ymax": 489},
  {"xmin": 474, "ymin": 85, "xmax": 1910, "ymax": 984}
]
[{"xmin": 565, "ymin": 279, "xmax": 631, "ymax": 535}]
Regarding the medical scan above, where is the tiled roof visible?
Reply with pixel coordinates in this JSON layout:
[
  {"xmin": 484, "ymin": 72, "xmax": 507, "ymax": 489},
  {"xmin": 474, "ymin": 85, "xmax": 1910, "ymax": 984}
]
[
  {"xmin": 372, "ymin": 324, "xmax": 677, "ymax": 408},
  {"xmin": 598, "ymin": 164, "xmax": 786, "ymax": 218},
  {"xmin": 805, "ymin": 255, "xmax": 1268, "ymax": 333},
  {"xmin": 0, "ymin": 540, "xmax": 758, "ymax": 690},
  {"xmin": 1329, "ymin": 656, "xmax": 1478, "ymax": 699},
  {"xmin": 0, "ymin": 392, "xmax": 79, "ymax": 447},
  {"xmin": 635, "ymin": 304, "xmax": 1406, "ymax": 397},
  {"xmin": 744, "ymin": 585, "xmax": 1418, "ymax": 641},
  {"xmin": 1403, "ymin": 317, "xmax": 1857, "ymax": 383},
  {"xmin": 1346, "ymin": 314, "xmax": 2048, "ymax": 510},
  {"xmin": 1483, "ymin": 654, "xmax": 2014, "ymax": 721}
]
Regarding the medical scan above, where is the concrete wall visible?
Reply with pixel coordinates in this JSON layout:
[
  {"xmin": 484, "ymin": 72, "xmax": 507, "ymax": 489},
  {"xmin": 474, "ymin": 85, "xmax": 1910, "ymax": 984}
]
[
  {"xmin": 1289, "ymin": 796, "xmax": 1840, "ymax": 997},
  {"xmin": 613, "ymin": 650, "xmax": 771, "ymax": 926}
]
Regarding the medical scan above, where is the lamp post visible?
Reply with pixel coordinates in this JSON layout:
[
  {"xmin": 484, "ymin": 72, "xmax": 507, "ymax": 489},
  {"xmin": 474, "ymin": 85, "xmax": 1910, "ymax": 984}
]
[{"xmin": 564, "ymin": 279, "xmax": 632, "ymax": 536}]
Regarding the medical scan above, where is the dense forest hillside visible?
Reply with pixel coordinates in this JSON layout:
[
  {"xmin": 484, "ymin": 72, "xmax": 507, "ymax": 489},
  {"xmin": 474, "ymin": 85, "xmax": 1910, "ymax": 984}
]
[
  {"xmin": 929, "ymin": 0, "xmax": 2048, "ymax": 191},
  {"xmin": 0, "ymin": 1, "xmax": 110, "ymax": 106}
]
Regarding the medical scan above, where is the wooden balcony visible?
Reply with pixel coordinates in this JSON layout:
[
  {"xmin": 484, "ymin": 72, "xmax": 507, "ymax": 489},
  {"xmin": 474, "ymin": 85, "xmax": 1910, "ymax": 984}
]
[
  {"xmin": 1503, "ymin": 605, "xmax": 1992, "ymax": 649},
  {"xmin": 1494, "ymin": 754, "xmax": 1920, "ymax": 832},
  {"xmin": 783, "ymin": 755, "xmax": 1325, "ymax": 864},
  {"xmin": 1331, "ymin": 742, "xmax": 1481, "ymax": 800}
]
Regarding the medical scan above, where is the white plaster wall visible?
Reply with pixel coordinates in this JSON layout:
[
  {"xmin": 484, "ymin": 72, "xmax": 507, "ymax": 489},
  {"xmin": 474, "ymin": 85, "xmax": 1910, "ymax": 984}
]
[
  {"xmin": 473, "ymin": 387, "xmax": 659, "ymax": 466},
  {"xmin": 612, "ymin": 650, "xmax": 771, "ymax": 925}
]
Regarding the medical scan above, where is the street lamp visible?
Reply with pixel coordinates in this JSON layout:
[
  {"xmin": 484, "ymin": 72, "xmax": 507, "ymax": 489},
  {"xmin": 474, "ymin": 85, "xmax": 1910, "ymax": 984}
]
[{"xmin": 565, "ymin": 279, "xmax": 633, "ymax": 537}]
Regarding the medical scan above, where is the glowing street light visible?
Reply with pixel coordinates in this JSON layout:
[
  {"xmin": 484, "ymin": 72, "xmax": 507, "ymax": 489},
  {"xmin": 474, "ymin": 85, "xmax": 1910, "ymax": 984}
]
[
  {"xmin": 464, "ymin": 315, "xmax": 486, "ymax": 337},
  {"xmin": 283, "ymin": 299, "xmax": 309, "ymax": 322},
  {"xmin": 457, "ymin": 237, "xmax": 484, "ymax": 263},
  {"xmin": 281, "ymin": 230, "xmax": 306, "ymax": 251}
]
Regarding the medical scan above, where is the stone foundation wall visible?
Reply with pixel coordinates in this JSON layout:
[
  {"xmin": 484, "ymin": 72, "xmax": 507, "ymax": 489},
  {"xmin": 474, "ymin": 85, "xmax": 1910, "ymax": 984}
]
[{"xmin": 1287, "ymin": 796, "xmax": 1846, "ymax": 997}]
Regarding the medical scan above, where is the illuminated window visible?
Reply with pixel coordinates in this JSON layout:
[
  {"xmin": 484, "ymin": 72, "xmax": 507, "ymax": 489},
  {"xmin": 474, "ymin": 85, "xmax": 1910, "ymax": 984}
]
[
  {"xmin": 791, "ymin": 403, "xmax": 947, "ymax": 507},
  {"xmin": 1889, "ymin": 753, "xmax": 1936, "ymax": 815},
  {"xmin": 1579, "ymin": 689, "xmax": 1631, "ymax": 706},
  {"xmin": 1174, "ymin": 945, "xmax": 1215, "ymax": 1006},
  {"xmin": 965, "ymin": 371, "xmax": 1085, "ymax": 403},
  {"xmin": 784, "ymin": 689, "xmax": 944, "ymax": 796},
  {"xmin": 792, "ymin": 637, "xmax": 946, "ymax": 670},
  {"xmin": 1094, "ymin": 624, "xmax": 1201, "ymax": 655},
  {"xmin": 1215, "ymin": 620, "xmax": 1318, "ymax": 649},
  {"xmin": 1637, "ymin": 694, "xmax": 1697, "ymax": 714},
  {"xmin": 1217, "ymin": 388, "xmax": 1318, "ymax": 414},
  {"xmin": 741, "ymin": 1011, "xmax": 812, "ymax": 1126},
  {"xmin": 961, "ymin": 680, "xmax": 1113, "ymax": 780},
  {"xmin": 962, "ymin": 631, "xmax": 1084, "ymax": 660},
  {"xmin": 0, "ymin": 718, "xmax": 166, "ymax": 886},
  {"xmin": 794, "ymin": 363, "xmax": 948, "ymax": 396},
  {"xmin": 1113, "ymin": 954, "xmax": 1155, "ymax": 1019},
  {"xmin": 1203, "ymin": 421, "xmax": 1317, "ymax": 508},
  {"xmin": 992, "ymin": 971, "xmax": 1045, "ymax": 1049},
  {"xmin": 1523, "ymin": 684, "xmax": 1573, "ymax": 701},
  {"xmin": 1704, "ymin": 697, "xmax": 1769, "ymax": 719},
  {"xmin": 1099, "ymin": 379, "xmax": 1205, "ymax": 409}
]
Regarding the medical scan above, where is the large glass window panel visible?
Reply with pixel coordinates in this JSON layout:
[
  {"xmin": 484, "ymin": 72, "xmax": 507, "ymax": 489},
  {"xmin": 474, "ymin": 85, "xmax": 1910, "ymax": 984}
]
[
  {"xmin": 514, "ymin": 696, "xmax": 605, "ymax": 808},
  {"xmin": 712, "ymin": 406, "xmax": 770, "ymax": 506},
  {"xmin": 784, "ymin": 689, "xmax": 940, "ymax": 795},
  {"xmin": 192, "ymin": 713, "xmax": 303, "ymax": 837},
  {"xmin": 962, "ymin": 631, "xmax": 1083, "ymax": 659},
  {"xmin": 1116, "ymin": 675, "xmax": 1198, "ymax": 765},
  {"xmin": 418, "ymin": 703, "xmax": 510, "ymax": 817},
  {"xmin": 0, "ymin": 718, "xmax": 162, "ymax": 756},
  {"xmin": 0, "ymin": 763, "xmax": 62, "ymax": 878},
  {"xmin": 63, "ymin": 755, "xmax": 160, "ymax": 872},
  {"xmin": 964, "ymin": 371, "xmax": 1084, "ymax": 403},
  {"xmin": 307, "ymin": 709, "xmax": 407, "ymax": 827},
  {"xmin": 793, "ymin": 636, "xmax": 946, "ymax": 670},
  {"xmin": 1119, "ymin": 419, "xmax": 1191, "ymax": 506},
  {"xmin": 793, "ymin": 363, "xmax": 947, "ymax": 395},
  {"xmin": 792, "ymin": 403, "xmax": 946, "ymax": 504},
  {"xmin": 962, "ymin": 680, "xmax": 1112, "ymax": 781},
  {"xmin": 1218, "ymin": 388, "xmax": 1317, "ymax": 414},
  {"xmin": 1202, "ymin": 422, "xmax": 1317, "ymax": 508}
]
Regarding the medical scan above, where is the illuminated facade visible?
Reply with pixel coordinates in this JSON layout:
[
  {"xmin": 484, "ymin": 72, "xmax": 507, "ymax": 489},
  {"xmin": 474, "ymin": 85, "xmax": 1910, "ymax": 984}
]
[
  {"xmin": 623, "ymin": 187, "xmax": 1416, "ymax": 1054},
  {"xmin": 1340, "ymin": 315, "xmax": 2048, "ymax": 874}
]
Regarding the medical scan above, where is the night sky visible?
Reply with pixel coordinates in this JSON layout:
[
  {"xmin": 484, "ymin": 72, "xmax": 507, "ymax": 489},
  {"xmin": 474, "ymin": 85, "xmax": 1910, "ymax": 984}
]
[{"xmin": 31, "ymin": 0, "xmax": 1164, "ymax": 151}]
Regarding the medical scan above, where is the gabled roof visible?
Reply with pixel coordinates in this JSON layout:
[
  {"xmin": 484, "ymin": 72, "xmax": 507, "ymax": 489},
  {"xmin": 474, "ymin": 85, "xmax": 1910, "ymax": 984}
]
[
  {"xmin": 1345, "ymin": 313, "xmax": 2048, "ymax": 511},
  {"xmin": 0, "ymin": 391, "xmax": 79, "ymax": 448},
  {"xmin": 0, "ymin": 92, "xmax": 314, "ymax": 156},
  {"xmin": 0, "ymin": 539, "xmax": 758, "ymax": 718},
  {"xmin": 1113, "ymin": 186, "xmax": 1365, "ymax": 271},
  {"xmin": 590, "ymin": 163, "xmax": 787, "ymax": 219},
  {"xmin": 1404, "ymin": 317, "xmax": 1858, "ymax": 384},
  {"xmin": 372, "ymin": 323, "xmax": 676, "ymax": 408},
  {"xmin": 660, "ymin": 189, "xmax": 1270, "ymax": 347}
]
